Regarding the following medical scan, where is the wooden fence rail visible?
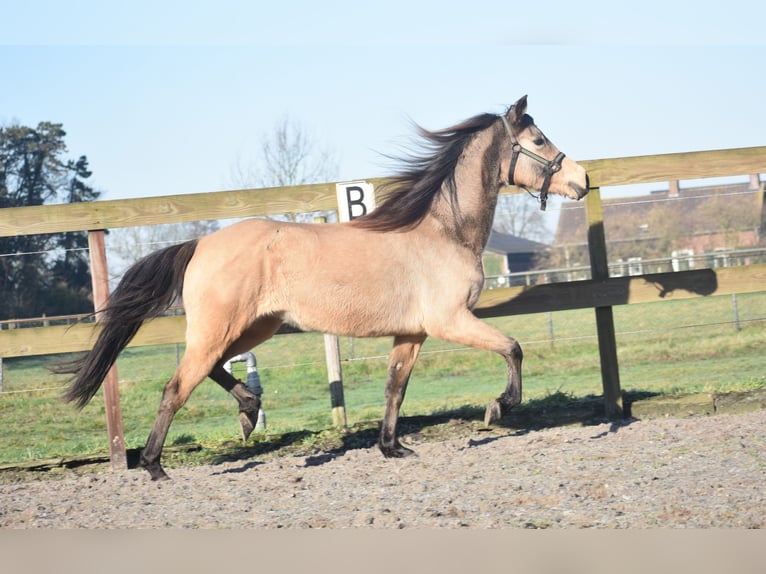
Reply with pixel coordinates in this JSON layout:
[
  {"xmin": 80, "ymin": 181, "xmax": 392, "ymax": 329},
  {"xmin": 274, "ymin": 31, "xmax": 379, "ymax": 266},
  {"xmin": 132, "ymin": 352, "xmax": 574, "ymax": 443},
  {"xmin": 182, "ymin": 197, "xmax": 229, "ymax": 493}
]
[
  {"xmin": 2, "ymin": 263, "xmax": 764, "ymax": 358},
  {"xmin": 2, "ymin": 146, "xmax": 763, "ymax": 238},
  {"xmin": 1, "ymin": 145, "xmax": 765, "ymax": 468}
]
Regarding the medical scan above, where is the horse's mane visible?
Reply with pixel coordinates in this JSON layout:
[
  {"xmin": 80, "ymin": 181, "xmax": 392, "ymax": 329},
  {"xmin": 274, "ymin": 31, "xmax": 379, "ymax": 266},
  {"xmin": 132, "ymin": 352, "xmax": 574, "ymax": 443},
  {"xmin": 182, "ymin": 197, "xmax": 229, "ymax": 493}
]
[{"xmin": 352, "ymin": 112, "xmax": 500, "ymax": 232}]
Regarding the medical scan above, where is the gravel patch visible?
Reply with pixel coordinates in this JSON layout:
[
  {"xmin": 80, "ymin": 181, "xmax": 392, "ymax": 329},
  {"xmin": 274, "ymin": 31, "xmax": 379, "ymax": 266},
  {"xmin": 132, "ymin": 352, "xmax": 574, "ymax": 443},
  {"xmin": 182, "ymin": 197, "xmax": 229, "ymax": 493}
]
[{"xmin": 2, "ymin": 409, "xmax": 764, "ymax": 529}]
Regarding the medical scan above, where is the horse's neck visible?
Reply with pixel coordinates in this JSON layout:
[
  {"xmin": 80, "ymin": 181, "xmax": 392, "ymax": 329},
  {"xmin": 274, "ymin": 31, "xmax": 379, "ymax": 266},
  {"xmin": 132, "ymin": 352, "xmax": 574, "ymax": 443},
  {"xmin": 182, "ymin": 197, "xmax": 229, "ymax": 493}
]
[{"xmin": 428, "ymin": 129, "xmax": 501, "ymax": 256}]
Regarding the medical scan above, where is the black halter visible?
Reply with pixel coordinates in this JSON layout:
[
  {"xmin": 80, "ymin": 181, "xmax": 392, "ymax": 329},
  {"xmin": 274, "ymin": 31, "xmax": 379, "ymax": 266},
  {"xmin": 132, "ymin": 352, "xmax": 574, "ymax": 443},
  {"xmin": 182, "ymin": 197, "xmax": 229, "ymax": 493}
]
[{"xmin": 500, "ymin": 114, "xmax": 565, "ymax": 211}]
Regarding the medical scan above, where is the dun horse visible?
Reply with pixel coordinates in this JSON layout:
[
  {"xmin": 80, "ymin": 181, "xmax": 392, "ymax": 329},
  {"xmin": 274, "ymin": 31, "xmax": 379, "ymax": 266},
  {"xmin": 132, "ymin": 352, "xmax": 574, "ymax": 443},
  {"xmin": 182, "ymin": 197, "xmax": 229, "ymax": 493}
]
[{"xmin": 60, "ymin": 96, "xmax": 588, "ymax": 480}]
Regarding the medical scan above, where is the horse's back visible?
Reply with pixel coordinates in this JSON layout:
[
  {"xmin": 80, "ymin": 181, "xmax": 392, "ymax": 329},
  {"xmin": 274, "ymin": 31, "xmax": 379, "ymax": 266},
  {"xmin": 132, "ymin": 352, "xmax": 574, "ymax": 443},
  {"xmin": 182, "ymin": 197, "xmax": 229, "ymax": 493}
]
[{"xmin": 179, "ymin": 219, "xmax": 416, "ymax": 336}]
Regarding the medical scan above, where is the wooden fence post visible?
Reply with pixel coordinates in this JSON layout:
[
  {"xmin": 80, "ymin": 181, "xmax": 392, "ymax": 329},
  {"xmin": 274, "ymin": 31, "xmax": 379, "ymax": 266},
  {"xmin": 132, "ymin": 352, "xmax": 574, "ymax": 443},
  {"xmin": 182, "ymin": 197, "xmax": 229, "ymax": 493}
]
[
  {"xmin": 88, "ymin": 230, "xmax": 127, "ymax": 469},
  {"xmin": 585, "ymin": 189, "xmax": 624, "ymax": 418},
  {"xmin": 324, "ymin": 333, "xmax": 347, "ymax": 429}
]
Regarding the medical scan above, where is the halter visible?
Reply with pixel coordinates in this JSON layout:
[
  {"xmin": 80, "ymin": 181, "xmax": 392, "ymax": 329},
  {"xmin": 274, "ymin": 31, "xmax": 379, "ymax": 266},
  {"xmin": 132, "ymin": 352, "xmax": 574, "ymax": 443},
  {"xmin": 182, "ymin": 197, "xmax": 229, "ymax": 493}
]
[{"xmin": 500, "ymin": 114, "xmax": 565, "ymax": 211}]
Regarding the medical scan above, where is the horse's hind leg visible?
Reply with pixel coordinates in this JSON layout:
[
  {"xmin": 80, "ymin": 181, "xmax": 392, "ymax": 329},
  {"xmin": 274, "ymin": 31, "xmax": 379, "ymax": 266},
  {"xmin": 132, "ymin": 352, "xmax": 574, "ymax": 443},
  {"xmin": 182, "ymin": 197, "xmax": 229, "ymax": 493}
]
[
  {"xmin": 140, "ymin": 357, "xmax": 212, "ymax": 480},
  {"xmin": 209, "ymin": 314, "xmax": 283, "ymax": 440},
  {"xmin": 379, "ymin": 334, "xmax": 426, "ymax": 458},
  {"xmin": 208, "ymin": 366, "xmax": 262, "ymax": 441}
]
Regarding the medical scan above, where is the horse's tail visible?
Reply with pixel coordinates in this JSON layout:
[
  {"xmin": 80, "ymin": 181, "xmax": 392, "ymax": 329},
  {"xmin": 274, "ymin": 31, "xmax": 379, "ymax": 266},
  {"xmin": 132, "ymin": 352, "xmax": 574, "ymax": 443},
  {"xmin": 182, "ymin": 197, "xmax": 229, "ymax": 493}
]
[{"xmin": 57, "ymin": 240, "xmax": 199, "ymax": 409}]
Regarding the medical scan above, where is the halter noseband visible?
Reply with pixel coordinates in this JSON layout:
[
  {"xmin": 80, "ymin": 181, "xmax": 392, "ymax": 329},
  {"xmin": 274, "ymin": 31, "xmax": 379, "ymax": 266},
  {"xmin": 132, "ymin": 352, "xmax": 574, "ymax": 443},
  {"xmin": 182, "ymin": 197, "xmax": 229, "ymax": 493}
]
[{"xmin": 500, "ymin": 114, "xmax": 565, "ymax": 211}]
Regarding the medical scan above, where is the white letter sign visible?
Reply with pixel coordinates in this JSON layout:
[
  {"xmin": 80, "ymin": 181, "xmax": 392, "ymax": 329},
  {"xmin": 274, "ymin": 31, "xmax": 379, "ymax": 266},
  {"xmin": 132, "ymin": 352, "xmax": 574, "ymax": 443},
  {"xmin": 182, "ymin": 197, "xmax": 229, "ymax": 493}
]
[{"xmin": 335, "ymin": 181, "xmax": 376, "ymax": 222}]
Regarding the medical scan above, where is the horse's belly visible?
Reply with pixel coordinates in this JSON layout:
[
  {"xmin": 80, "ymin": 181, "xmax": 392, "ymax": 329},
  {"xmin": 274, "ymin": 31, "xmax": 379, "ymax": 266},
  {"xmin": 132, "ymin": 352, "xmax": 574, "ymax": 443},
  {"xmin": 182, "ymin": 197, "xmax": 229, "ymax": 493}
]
[{"xmin": 281, "ymin": 287, "xmax": 423, "ymax": 338}]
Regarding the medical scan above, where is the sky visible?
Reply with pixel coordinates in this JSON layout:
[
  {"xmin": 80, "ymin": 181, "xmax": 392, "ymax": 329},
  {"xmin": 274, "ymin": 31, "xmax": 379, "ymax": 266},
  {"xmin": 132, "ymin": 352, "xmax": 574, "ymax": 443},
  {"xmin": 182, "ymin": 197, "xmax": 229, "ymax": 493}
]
[{"xmin": 2, "ymin": 0, "xmax": 765, "ymax": 207}]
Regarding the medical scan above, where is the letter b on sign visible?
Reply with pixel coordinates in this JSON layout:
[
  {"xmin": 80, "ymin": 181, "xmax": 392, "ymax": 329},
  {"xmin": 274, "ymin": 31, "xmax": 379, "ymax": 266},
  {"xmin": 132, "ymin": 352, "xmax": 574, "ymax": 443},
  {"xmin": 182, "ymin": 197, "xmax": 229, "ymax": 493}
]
[{"xmin": 336, "ymin": 181, "xmax": 376, "ymax": 222}]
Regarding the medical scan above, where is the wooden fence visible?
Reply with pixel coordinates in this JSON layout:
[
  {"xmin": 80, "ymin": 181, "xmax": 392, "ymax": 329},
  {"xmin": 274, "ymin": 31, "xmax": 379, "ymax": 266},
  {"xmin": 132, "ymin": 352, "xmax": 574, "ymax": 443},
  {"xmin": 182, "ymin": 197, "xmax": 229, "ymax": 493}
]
[{"xmin": 1, "ymin": 145, "xmax": 765, "ymax": 468}]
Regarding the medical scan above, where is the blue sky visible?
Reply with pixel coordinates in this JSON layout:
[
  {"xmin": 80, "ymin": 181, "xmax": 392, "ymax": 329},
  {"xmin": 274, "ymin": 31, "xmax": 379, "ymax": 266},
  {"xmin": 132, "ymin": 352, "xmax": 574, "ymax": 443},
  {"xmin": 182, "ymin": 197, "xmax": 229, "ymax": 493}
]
[{"xmin": 2, "ymin": 1, "xmax": 764, "ymax": 202}]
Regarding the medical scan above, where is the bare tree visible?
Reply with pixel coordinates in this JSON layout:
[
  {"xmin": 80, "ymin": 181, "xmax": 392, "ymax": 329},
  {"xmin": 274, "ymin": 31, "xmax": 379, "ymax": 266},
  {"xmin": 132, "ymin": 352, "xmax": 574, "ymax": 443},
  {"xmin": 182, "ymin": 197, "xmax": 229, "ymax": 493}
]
[
  {"xmin": 230, "ymin": 115, "xmax": 339, "ymax": 189},
  {"xmin": 493, "ymin": 192, "xmax": 552, "ymax": 243},
  {"xmin": 229, "ymin": 116, "xmax": 340, "ymax": 224}
]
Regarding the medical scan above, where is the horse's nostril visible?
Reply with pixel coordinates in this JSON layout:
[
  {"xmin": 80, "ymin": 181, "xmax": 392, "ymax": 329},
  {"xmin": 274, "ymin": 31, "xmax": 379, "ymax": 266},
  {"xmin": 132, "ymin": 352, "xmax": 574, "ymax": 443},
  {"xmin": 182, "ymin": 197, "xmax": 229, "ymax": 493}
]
[{"xmin": 569, "ymin": 181, "xmax": 589, "ymax": 199}]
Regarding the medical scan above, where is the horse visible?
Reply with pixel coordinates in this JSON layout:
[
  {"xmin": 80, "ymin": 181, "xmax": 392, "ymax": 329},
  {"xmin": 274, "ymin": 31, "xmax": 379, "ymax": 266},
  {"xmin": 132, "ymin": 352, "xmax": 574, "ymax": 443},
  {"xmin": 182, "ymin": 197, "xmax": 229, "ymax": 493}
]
[{"xmin": 58, "ymin": 95, "xmax": 588, "ymax": 480}]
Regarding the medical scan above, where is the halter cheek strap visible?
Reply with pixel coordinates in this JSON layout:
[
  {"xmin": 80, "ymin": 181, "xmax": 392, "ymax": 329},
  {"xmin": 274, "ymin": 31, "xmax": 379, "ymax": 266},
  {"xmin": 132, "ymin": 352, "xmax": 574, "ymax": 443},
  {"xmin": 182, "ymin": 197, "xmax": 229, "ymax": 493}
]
[{"xmin": 500, "ymin": 114, "xmax": 565, "ymax": 211}]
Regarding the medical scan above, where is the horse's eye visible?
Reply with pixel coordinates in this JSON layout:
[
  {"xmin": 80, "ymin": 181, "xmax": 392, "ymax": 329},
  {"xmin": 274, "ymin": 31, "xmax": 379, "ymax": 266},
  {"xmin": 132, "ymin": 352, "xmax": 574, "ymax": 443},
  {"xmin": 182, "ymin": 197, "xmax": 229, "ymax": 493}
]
[{"xmin": 534, "ymin": 138, "xmax": 545, "ymax": 147}]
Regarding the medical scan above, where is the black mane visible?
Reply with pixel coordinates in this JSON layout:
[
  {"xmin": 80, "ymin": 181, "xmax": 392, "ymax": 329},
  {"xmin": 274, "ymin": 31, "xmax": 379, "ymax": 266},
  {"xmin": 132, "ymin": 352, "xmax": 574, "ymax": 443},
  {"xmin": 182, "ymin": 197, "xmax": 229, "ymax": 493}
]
[{"xmin": 353, "ymin": 112, "xmax": 500, "ymax": 232}]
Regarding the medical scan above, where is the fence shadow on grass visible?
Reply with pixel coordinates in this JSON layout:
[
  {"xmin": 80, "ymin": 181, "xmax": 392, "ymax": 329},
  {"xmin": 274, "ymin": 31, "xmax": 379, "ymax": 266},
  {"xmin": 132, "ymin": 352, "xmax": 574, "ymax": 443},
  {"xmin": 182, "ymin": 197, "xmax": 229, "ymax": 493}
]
[{"xmin": 206, "ymin": 390, "xmax": 658, "ymax": 472}]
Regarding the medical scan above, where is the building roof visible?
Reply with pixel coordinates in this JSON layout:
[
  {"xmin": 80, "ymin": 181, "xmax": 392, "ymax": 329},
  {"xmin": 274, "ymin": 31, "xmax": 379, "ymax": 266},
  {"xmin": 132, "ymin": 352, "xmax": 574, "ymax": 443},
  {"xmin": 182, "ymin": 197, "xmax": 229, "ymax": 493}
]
[
  {"xmin": 554, "ymin": 180, "xmax": 764, "ymax": 247},
  {"xmin": 486, "ymin": 230, "xmax": 548, "ymax": 255}
]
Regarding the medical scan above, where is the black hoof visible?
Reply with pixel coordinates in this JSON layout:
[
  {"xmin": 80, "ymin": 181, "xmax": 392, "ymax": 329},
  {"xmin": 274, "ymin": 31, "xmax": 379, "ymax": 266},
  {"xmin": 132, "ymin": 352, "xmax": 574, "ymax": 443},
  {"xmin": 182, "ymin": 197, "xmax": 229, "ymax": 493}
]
[
  {"xmin": 239, "ymin": 411, "xmax": 257, "ymax": 441},
  {"xmin": 379, "ymin": 441, "xmax": 416, "ymax": 458},
  {"xmin": 139, "ymin": 458, "xmax": 170, "ymax": 481}
]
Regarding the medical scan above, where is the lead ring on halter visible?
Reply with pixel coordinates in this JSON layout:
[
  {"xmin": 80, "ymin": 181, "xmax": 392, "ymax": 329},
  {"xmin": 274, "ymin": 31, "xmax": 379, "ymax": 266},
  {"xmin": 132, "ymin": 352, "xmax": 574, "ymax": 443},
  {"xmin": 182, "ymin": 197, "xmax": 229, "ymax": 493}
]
[{"xmin": 500, "ymin": 113, "xmax": 565, "ymax": 211}]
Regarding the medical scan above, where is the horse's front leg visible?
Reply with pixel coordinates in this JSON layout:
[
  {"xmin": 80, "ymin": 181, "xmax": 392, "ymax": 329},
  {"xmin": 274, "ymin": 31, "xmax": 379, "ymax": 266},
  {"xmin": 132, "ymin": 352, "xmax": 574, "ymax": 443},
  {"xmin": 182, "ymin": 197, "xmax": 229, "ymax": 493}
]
[
  {"xmin": 379, "ymin": 334, "xmax": 426, "ymax": 458},
  {"xmin": 483, "ymin": 338, "xmax": 523, "ymax": 427},
  {"xmin": 430, "ymin": 310, "xmax": 523, "ymax": 427}
]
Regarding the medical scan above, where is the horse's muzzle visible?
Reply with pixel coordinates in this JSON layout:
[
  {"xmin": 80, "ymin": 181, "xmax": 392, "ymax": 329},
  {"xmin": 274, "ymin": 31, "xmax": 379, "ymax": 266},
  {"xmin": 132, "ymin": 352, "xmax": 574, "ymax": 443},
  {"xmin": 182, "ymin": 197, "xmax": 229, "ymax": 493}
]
[{"xmin": 569, "ymin": 174, "xmax": 590, "ymax": 199}]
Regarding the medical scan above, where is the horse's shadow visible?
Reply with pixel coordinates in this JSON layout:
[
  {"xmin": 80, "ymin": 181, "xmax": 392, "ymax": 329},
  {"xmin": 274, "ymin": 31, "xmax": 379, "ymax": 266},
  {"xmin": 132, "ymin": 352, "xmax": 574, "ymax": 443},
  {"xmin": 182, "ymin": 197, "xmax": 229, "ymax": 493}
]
[{"xmin": 206, "ymin": 390, "xmax": 656, "ymax": 474}]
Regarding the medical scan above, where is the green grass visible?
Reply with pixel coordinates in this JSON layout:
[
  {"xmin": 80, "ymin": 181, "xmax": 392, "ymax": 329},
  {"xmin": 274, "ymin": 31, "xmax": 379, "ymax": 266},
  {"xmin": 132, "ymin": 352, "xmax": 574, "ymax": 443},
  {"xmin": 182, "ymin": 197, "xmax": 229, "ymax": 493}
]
[{"xmin": 0, "ymin": 292, "xmax": 764, "ymax": 465}]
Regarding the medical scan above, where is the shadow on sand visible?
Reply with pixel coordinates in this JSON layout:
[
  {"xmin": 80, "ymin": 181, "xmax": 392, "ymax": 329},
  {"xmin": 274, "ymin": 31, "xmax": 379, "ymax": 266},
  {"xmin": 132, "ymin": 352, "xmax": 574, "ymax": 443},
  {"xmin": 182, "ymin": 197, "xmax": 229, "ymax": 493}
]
[{"xmin": 203, "ymin": 390, "xmax": 658, "ymax": 472}]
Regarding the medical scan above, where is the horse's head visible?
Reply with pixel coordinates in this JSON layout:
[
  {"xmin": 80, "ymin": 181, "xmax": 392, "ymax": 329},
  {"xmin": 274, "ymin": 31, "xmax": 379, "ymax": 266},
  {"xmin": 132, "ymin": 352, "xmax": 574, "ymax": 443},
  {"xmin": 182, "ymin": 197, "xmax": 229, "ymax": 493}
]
[{"xmin": 501, "ymin": 95, "xmax": 589, "ymax": 210}]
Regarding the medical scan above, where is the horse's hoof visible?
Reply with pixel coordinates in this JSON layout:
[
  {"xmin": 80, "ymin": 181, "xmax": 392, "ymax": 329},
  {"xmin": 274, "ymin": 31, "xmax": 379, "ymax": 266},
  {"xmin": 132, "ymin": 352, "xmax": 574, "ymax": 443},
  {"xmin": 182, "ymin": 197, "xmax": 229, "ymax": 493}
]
[
  {"xmin": 484, "ymin": 399, "xmax": 503, "ymax": 427},
  {"xmin": 379, "ymin": 442, "xmax": 416, "ymax": 458},
  {"xmin": 239, "ymin": 411, "xmax": 257, "ymax": 441},
  {"xmin": 140, "ymin": 459, "xmax": 170, "ymax": 481}
]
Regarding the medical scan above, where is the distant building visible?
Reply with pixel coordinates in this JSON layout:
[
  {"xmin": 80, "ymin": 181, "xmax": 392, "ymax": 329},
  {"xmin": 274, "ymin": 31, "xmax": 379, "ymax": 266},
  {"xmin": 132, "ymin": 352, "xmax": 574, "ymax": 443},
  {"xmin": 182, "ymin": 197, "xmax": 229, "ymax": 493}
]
[
  {"xmin": 482, "ymin": 230, "xmax": 548, "ymax": 287},
  {"xmin": 550, "ymin": 175, "xmax": 765, "ymax": 278}
]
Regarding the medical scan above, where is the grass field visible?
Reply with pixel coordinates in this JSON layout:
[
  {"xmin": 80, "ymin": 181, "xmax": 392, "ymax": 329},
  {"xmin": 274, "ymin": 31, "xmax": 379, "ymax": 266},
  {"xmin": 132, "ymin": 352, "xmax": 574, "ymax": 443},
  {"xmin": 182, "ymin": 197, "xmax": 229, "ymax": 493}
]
[{"xmin": 1, "ymin": 292, "xmax": 764, "ymax": 466}]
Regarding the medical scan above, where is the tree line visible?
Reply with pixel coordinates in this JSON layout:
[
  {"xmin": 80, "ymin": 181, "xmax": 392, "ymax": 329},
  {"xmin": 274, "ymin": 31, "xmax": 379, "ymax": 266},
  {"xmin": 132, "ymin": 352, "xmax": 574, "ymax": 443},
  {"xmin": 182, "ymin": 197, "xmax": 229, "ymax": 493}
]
[{"xmin": 1, "ymin": 122, "xmax": 99, "ymax": 320}]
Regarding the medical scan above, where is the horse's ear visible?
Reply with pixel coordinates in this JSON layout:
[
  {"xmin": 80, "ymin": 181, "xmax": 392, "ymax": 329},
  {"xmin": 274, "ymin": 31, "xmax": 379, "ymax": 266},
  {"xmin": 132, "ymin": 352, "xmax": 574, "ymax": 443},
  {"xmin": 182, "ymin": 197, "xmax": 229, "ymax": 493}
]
[{"xmin": 508, "ymin": 95, "xmax": 528, "ymax": 127}]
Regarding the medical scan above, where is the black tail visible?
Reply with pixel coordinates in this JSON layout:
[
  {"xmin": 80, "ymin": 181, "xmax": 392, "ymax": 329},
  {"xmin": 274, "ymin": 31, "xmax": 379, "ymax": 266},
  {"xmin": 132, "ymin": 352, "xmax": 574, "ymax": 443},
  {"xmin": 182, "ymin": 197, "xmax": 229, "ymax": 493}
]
[{"xmin": 56, "ymin": 240, "xmax": 199, "ymax": 409}]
